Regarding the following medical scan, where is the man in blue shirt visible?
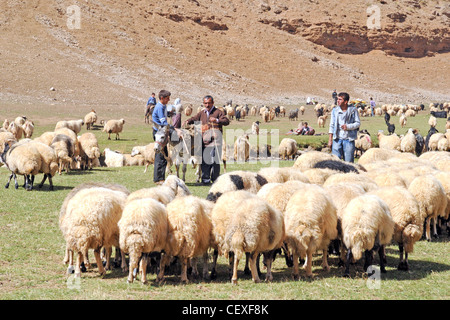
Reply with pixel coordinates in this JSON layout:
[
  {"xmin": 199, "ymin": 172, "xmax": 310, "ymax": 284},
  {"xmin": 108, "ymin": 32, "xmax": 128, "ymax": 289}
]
[
  {"xmin": 145, "ymin": 93, "xmax": 156, "ymax": 124},
  {"xmin": 327, "ymin": 92, "xmax": 360, "ymax": 163},
  {"xmin": 152, "ymin": 90, "xmax": 171, "ymax": 184}
]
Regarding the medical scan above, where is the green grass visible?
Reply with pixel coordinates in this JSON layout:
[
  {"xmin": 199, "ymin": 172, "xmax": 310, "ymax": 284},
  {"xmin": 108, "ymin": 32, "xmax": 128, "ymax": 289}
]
[{"xmin": 0, "ymin": 104, "xmax": 449, "ymax": 300}]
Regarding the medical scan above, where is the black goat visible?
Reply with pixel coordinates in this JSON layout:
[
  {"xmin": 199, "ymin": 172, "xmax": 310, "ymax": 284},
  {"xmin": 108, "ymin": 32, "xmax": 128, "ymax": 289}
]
[{"xmin": 430, "ymin": 111, "xmax": 448, "ymax": 119}]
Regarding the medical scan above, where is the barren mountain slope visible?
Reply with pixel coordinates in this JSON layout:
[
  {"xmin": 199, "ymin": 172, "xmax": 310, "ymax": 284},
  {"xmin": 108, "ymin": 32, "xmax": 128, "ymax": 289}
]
[{"xmin": 0, "ymin": 0, "xmax": 448, "ymax": 109}]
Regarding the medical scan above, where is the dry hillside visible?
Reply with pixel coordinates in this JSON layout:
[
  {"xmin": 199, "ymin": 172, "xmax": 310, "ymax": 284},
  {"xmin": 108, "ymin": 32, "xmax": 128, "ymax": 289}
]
[{"xmin": 0, "ymin": 0, "xmax": 449, "ymax": 110}]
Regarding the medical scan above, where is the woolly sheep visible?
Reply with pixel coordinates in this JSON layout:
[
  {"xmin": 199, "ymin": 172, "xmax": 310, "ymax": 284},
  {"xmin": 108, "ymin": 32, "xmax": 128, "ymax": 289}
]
[
  {"xmin": 23, "ymin": 120, "xmax": 34, "ymax": 139},
  {"xmin": 211, "ymin": 191, "xmax": 284, "ymax": 284},
  {"xmin": 131, "ymin": 143, "xmax": 156, "ymax": 173},
  {"xmin": 14, "ymin": 116, "xmax": 27, "ymax": 126},
  {"xmin": 233, "ymin": 134, "xmax": 250, "ymax": 162},
  {"xmin": 7, "ymin": 122, "xmax": 24, "ymax": 140},
  {"xmin": 323, "ymin": 172, "xmax": 378, "ymax": 192},
  {"xmin": 157, "ymin": 195, "xmax": 214, "ymax": 283},
  {"xmin": 257, "ymin": 167, "xmax": 310, "ymax": 184},
  {"xmin": 399, "ymin": 113, "xmax": 407, "ymax": 128},
  {"xmin": 31, "ymin": 140, "xmax": 59, "ymax": 190},
  {"xmin": 278, "ymin": 138, "xmax": 298, "ymax": 160},
  {"xmin": 84, "ymin": 110, "xmax": 97, "ymax": 130},
  {"xmin": 59, "ymin": 182, "xmax": 129, "ymax": 274},
  {"xmin": 355, "ymin": 131, "xmax": 372, "ymax": 157},
  {"xmin": 408, "ymin": 175, "xmax": 447, "ymax": 241},
  {"xmin": 284, "ymin": 185, "xmax": 338, "ymax": 278},
  {"xmin": 365, "ymin": 170, "xmax": 407, "ymax": 188},
  {"xmin": 163, "ymin": 174, "xmax": 191, "ymax": 197},
  {"xmin": 341, "ymin": 195, "xmax": 394, "ymax": 277},
  {"xmin": 2, "ymin": 119, "xmax": 9, "ymax": 131},
  {"xmin": 367, "ymin": 186, "xmax": 423, "ymax": 271},
  {"xmin": 428, "ymin": 115, "xmax": 437, "ymax": 128},
  {"xmin": 104, "ymin": 148, "xmax": 125, "ymax": 167},
  {"xmin": 313, "ymin": 159, "xmax": 366, "ymax": 174},
  {"xmin": 60, "ymin": 186, "xmax": 128, "ymax": 278},
  {"xmin": 428, "ymin": 133, "xmax": 447, "ymax": 151},
  {"xmin": 55, "ymin": 119, "xmax": 84, "ymax": 134},
  {"xmin": 377, "ymin": 131, "xmax": 401, "ymax": 151},
  {"xmin": 126, "ymin": 186, "xmax": 175, "ymax": 206},
  {"xmin": 78, "ymin": 132, "xmax": 100, "ymax": 170},
  {"xmin": 103, "ymin": 119, "xmax": 125, "ymax": 140},
  {"xmin": 118, "ymin": 197, "xmax": 168, "ymax": 284},
  {"xmin": 400, "ymin": 128, "xmax": 416, "ymax": 153},
  {"xmin": 123, "ymin": 154, "xmax": 144, "ymax": 166},
  {"xmin": 257, "ymin": 180, "xmax": 309, "ymax": 214},
  {"xmin": 433, "ymin": 171, "xmax": 450, "ymax": 220},
  {"xmin": 302, "ymin": 168, "xmax": 339, "ymax": 185},
  {"xmin": 51, "ymin": 134, "xmax": 75, "ymax": 174},
  {"xmin": 206, "ymin": 170, "xmax": 268, "ymax": 202},
  {"xmin": 0, "ymin": 132, "xmax": 16, "ymax": 155},
  {"xmin": 292, "ymin": 151, "xmax": 339, "ymax": 171},
  {"xmin": 1, "ymin": 140, "xmax": 42, "ymax": 190},
  {"xmin": 357, "ymin": 148, "xmax": 401, "ymax": 166},
  {"xmin": 34, "ymin": 131, "xmax": 57, "ymax": 146}
]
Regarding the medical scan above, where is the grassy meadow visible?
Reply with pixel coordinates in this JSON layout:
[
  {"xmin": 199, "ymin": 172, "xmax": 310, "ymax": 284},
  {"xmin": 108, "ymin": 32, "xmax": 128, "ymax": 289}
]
[{"xmin": 0, "ymin": 102, "xmax": 449, "ymax": 300}]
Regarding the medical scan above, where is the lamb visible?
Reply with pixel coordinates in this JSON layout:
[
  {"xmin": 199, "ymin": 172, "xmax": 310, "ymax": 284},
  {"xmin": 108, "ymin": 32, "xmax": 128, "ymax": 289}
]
[
  {"xmin": 118, "ymin": 197, "xmax": 168, "ymax": 284},
  {"xmin": 278, "ymin": 138, "xmax": 298, "ymax": 160},
  {"xmin": 102, "ymin": 119, "xmax": 125, "ymax": 140},
  {"xmin": 299, "ymin": 105, "xmax": 305, "ymax": 115},
  {"xmin": 377, "ymin": 131, "xmax": 401, "ymax": 151},
  {"xmin": 0, "ymin": 140, "xmax": 42, "ymax": 190},
  {"xmin": 78, "ymin": 132, "xmax": 100, "ymax": 170},
  {"xmin": 51, "ymin": 134, "xmax": 75, "ymax": 174},
  {"xmin": 156, "ymin": 195, "xmax": 214, "ymax": 283},
  {"xmin": 60, "ymin": 185, "xmax": 128, "ymax": 278},
  {"xmin": 367, "ymin": 186, "xmax": 423, "ymax": 271},
  {"xmin": 341, "ymin": 195, "xmax": 394, "ymax": 277},
  {"xmin": 211, "ymin": 191, "xmax": 284, "ymax": 284},
  {"xmin": 206, "ymin": 170, "xmax": 268, "ymax": 202},
  {"xmin": 408, "ymin": 175, "xmax": 447, "ymax": 241},
  {"xmin": 317, "ymin": 114, "xmax": 327, "ymax": 128},
  {"xmin": 59, "ymin": 182, "xmax": 130, "ymax": 274},
  {"xmin": 123, "ymin": 154, "xmax": 144, "ymax": 166},
  {"xmin": 7, "ymin": 122, "xmax": 24, "ymax": 140},
  {"xmin": 131, "ymin": 143, "xmax": 156, "ymax": 173},
  {"xmin": 103, "ymin": 148, "xmax": 125, "ymax": 167},
  {"xmin": 292, "ymin": 151, "xmax": 339, "ymax": 171},
  {"xmin": 84, "ymin": 110, "xmax": 98, "ymax": 130},
  {"xmin": 55, "ymin": 119, "xmax": 84, "ymax": 134},
  {"xmin": 284, "ymin": 185, "xmax": 338, "ymax": 278},
  {"xmin": 399, "ymin": 113, "xmax": 407, "ymax": 128},
  {"xmin": 22, "ymin": 120, "xmax": 34, "ymax": 139},
  {"xmin": 354, "ymin": 131, "xmax": 372, "ymax": 157}
]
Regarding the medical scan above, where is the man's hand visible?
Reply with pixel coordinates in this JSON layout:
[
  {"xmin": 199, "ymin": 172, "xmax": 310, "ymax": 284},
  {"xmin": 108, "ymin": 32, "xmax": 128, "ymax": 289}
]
[
  {"xmin": 341, "ymin": 124, "xmax": 348, "ymax": 131},
  {"xmin": 209, "ymin": 116, "xmax": 217, "ymax": 123}
]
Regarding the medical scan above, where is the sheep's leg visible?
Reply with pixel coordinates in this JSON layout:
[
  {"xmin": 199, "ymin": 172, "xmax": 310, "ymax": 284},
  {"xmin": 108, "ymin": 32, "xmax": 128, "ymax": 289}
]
[
  {"xmin": 139, "ymin": 254, "xmax": 148, "ymax": 284},
  {"xmin": 244, "ymin": 253, "xmax": 251, "ymax": 275},
  {"xmin": 404, "ymin": 251, "xmax": 409, "ymax": 271},
  {"xmin": 305, "ymin": 249, "xmax": 313, "ymax": 277},
  {"xmin": 182, "ymin": 163, "xmax": 187, "ymax": 182},
  {"xmin": 364, "ymin": 249, "xmax": 373, "ymax": 273},
  {"xmin": 47, "ymin": 175, "xmax": 54, "ymax": 191},
  {"xmin": 202, "ymin": 252, "xmax": 209, "ymax": 279},
  {"xmin": 24, "ymin": 174, "xmax": 32, "ymax": 191},
  {"xmin": 94, "ymin": 247, "xmax": 106, "ymax": 276},
  {"xmin": 66, "ymin": 248, "xmax": 75, "ymax": 274},
  {"xmin": 144, "ymin": 163, "xmax": 148, "ymax": 173},
  {"xmin": 231, "ymin": 252, "xmax": 240, "ymax": 285},
  {"xmin": 223, "ymin": 160, "xmax": 226, "ymax": 173},
  {"xmin": 75, "ymin": 252, "xmax": 83, "ymax": 278},
  {"xmin": 190, "ymin": 257, "xmax": 199, "ymax": 280},
  {"xmin": 397, "ymin": 244, "xmax": 406, "ymax": 271},
  {"xmin": 378, "ymin": 245, "xmax": 387, "ymax": 273},
  {"xmin": 343, "ymin": 249, "xmax": 352, "ymax": 277},
  {"xmin": 263, "ymin": 250, "xmax": 274, "ymax": 282},
  {"xmin": 38, "ymin": 174, "xmax": 47, "ymax": 189},
  {"xmin": 292, "ymin": 252, "xmax": 300, "ymax": 280},
  {"xmin": 104, "ymin": 247, "xmax": 112, "ymax": 270},
  {"xmin": 432, "ymin": 217, "xmax": 439, "ymax": 239},
  {"xmin": 282, "ymin": 242, "xmax": 293, "ymax": 267},
  {"xmin": 210, "ymin": 249, "xmax": 218, "ymax": 280},
  {"xmin": 425, "ymin": 218, "xmax": 432, "ymax": 241},
  {"xmin": 5, "ymin": 173, "xmax": 14, "ymax": 188},
  {"xmin": 321, "ymin": 249, "xmax": 330, "ymax": 272},
  {"xmin": 120, "ymin": 249, "xmax": 128, "ymax": 273},
  {"xmin": 181, "ymin": 257, "xmax": 189, "ymax": 283},
  {"xmin": 156, "ymin": 253, "xmax": 171, "ymax": 283},
  {"xmin": 249, "ymin": 252, "xmax": 261, "ymax": 283}
]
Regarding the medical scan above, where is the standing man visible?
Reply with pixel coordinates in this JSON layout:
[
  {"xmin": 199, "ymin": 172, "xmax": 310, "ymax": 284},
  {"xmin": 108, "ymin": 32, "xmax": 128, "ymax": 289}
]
[
  {"xmin": 332, "ymin": 89, "xmax": 338, "ymax": 105},
  {"xmin": 152, "ymin": 90, "xmax": 171, "ymax": 185},
  {"xmin": 183, "ymin": 95, "xmax": 230, "ymax": 185},
  {"xmin": 327, "ymin": 92, "xmax": 360, "ymax": 163},
  {"xmin": 369, "ymin": 97, "xmax": 376, "ymax": 117},
  {"xmin": 145, "ymin": 92, "xmax": 157, "ymax": 124}
]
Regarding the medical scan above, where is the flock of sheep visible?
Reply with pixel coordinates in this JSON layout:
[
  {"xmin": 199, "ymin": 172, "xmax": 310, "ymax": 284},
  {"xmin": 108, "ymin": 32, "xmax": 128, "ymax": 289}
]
[
  {"xmin": 1, "ymin": 101, "xmax": 449, "ymax": 286},
  {"xmin": 58, "ymin": 147, "xmax": 449, "ymax": 284}
]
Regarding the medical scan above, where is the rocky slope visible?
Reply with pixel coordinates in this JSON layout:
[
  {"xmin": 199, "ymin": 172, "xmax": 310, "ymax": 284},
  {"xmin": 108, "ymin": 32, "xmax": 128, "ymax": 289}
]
[{"xmin": 0, "ymin": 0, "xmax": 448, "ymax": 109}]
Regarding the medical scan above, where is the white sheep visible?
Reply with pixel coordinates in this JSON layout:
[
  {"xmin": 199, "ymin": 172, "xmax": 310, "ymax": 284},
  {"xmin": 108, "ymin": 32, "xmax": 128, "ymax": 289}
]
[
  {"xmin": 367, "ymin": 186, "xmax": 423, "ymax": 271},
  {"xmin": 60, "ymin": 186, "xmax": 128, "ymax": 277},
  {"xmin": 377, "ymin": 131, "xmax": 401, "ymax": 151},
  {"xmin": 2, "ymin": 119, "xmax": 9, "ymax": 130},
  {"xmin": 284, "ymin": 185, "xmax": 338, "ymax": 278},
  {"xmin": 118, "ymin": 197, "xmax": 168, "ymax": 284},
  {"xmin": 103, "ymin": 119, "xmax": 125, "ymax": 140},
  {"xmin": 78, "ymin": 132, "xmax": 100, "ymax": 170},
  {"xmin": 428, "ymin": 133, "xmax": 448, "ymax": 151},
  {"xmin": 341, "ymin": 194, "xmax": 394, "ymax": 277},
  {"xmin": 7, "ymin": 122, "xmax": 24, "ymax": 140},
  {"xmin": 428, "ymin": 115, "xmax": 437, "ymax": 128},
  {"xmin": 233, "ymin": 134, "xmax": 250, "ymax": 162},
  {"xmin": 257, "ymin": 166, "xmax": 310, "ymax": 184},
  {"xmin": 34, "ymin": 131, "xmax": 57, "ymax": 146},
  {"xmin": 206, "ymin": 170, "xmax": 268, "ymax": 202},
  {"xmin": 23, "ymin": 120, "xmax": 34, "ymax": 139},
  {"xmin": 103, "ymin": 148, "xmax": 125, "ymax": 167},
  {"xmin": 51, "ymin": 134, "xmax": 75, "ymax": 174},
  {"xmin": 84, "ymin": 110, "xmax": 98, "ymax": 130},
  {"xmin": 32, "ymin": 140, "xmax": 59, "ymax": 190},
  {"xmin": 357, "ymin": 147, "xmax": 402, "ymax": 166},
  {"xmin": 400, "ymin": 128, "xmax": 416, "ymax": 153},
  {"xmin": 399, "ymin": 113, "xmax": 407, "ymax": 128},
  {"xmin": 211, "ymin": 191, "xmax": 285, "ymax": 284},
  {"xmin": 157, "ymin": 195, "xmax": 214, "ymax": 283},
  {"xmin": 301, "ymin": 167, "xmax": 339, "ymax": 185},
  {"xmin": 278, "ymin": 138, "xmax": 298, "ymax": 160},
  {"xmin": 408, "ymin": 175, "xmax": 447, "ymax": 241},
  {"xmin": 55, "ymin": 119, "xmax": 84, "ymax": 134},
  {"xmin": 292, "ymin": 151, "xmax": 339, "ymax": 171},
  {"xmin": 131, "ymin": 143, "xmax": 156, "ymax": 173},
  {"xmin": 323, "ymin": 172, "xmax": 378, "ymax": 192}
]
